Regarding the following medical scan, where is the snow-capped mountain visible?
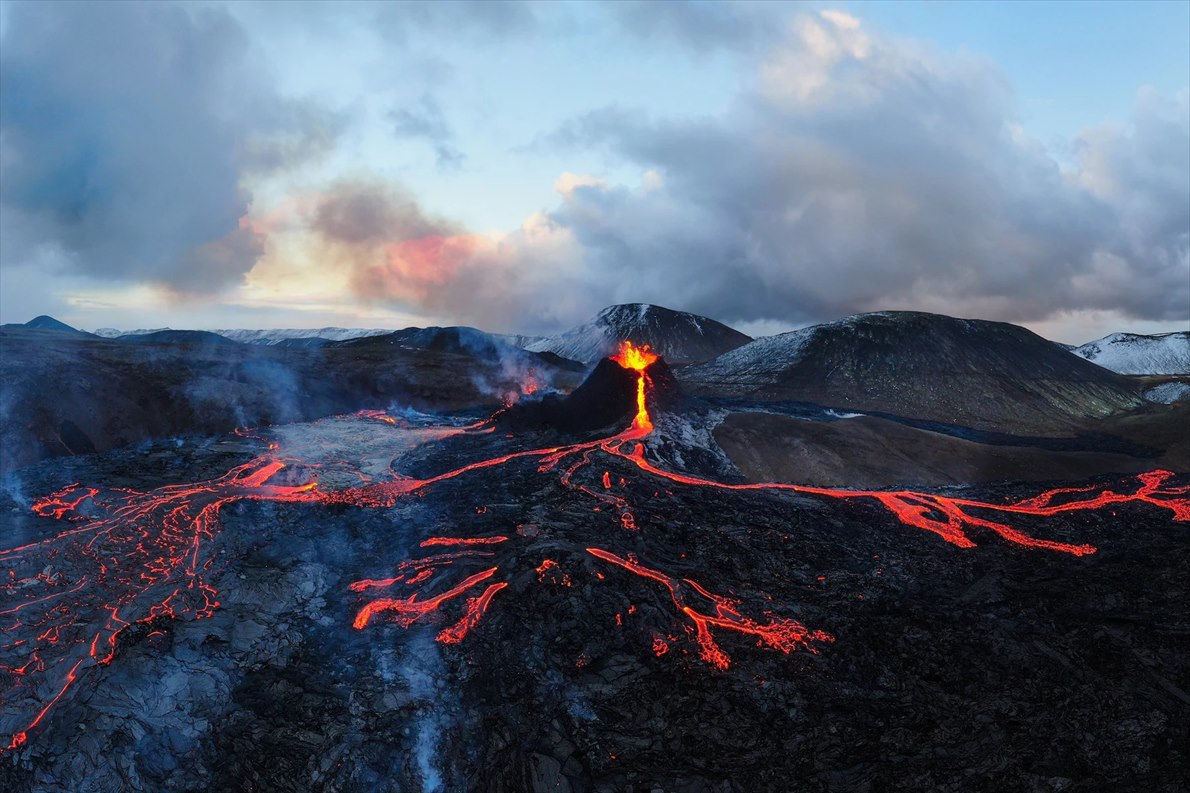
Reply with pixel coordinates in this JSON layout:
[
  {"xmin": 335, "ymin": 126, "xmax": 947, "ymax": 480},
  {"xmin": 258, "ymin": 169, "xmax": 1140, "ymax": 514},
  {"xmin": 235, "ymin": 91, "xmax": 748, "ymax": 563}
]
[
  {"xmin": 678, "ymin": 324, "xmax": 819, "ymax": 390},
  {"xmin": 524, "ymin": 304, "xmax": 751, "ymax": 365},
  {"xmin": 1071, "ymin": 332, "xmax": 1190, "ymax": 375},
  {"xmin": 93, "ymin": 327, "xmax": 394, "ymax": 344},
  {"xmin": 682, "ymin": 311, "xmax": 1144, "ymax": 433}
]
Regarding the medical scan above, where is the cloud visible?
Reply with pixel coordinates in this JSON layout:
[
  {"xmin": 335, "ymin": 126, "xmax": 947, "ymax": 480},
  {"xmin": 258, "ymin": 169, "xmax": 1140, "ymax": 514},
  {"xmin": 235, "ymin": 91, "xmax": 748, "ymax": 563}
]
[
  {"xmin": 296, "ymin": 178, "xmax": 477, "ymax": 308},
  {"xmin": 553, "ymin": 172, "xmax": 608, "ymax": 197},
  {"xmin": 270, "ymin": 177, "xmax": 587, "ymax": 333},
  {"xmin": 390, "ymin": 96, "xmax": 465, "ymax": 170},
  {"xmin": 606, "ymin": 0, "xmax": 782, "ymax": 55},
  {"xmin": 0, "ymin": 1, "xmax": 336, "ymax": 294},
  {"xmin": 309, "ymin": 179, "xmax": 453, "ymax": 245},
  {"xmin": 368, "ymin": 0, "xmax": 538, "ymax": 44},
  {"xmin": 467, "ymin": 10, "xmax": 1187, "ymax": 330},
  {"xmin": 7, "ymin": 4, "xmax": 1182, "ymax": 337}
]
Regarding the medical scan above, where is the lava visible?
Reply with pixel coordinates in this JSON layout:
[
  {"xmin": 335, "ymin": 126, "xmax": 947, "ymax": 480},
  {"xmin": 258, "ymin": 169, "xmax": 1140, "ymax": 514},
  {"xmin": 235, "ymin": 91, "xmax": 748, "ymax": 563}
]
[
  {"xmin": 586, "ymin": 548, "xmax": 834, "ymax": 670},
  {"xmin": 351, "ymin": 567, "xmax": 501, "ymax": 635},
  {"xmin": 610, "ymin": 340, "xmax": 658, "ymax": 437},
  {"xmin": 420, "ymin": 535, "xmax": 509, "ymax": 547},
  {"xmin": 617, "ymin": 443, "xmax": 1188, "ymax": 555},
  {"xmin": 1, "ymin": 457, "xmax": 323, "ymax": 750},
  {"xmin": 3, "ymin": 339, "xmax": 1187, "ymax": 751}
]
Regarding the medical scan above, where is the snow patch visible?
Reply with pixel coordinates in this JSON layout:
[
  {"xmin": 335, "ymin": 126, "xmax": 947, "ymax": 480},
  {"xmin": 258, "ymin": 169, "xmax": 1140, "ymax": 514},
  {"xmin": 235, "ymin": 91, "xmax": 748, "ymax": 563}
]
[
  {"xmin": 1072, "ymin": 332, "xmax": 1190, "ymax": 375},
  {"xmin": 1144, "ymin": 381, "xmax": 1190, "ymax": 404}
]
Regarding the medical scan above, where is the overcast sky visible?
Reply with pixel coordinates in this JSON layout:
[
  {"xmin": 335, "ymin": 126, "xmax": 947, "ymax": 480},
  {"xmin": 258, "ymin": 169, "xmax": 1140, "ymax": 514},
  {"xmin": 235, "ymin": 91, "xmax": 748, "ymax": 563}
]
[{"xmin": 1, "ymin": 0, "xmax": 1186, "ymax": 343}]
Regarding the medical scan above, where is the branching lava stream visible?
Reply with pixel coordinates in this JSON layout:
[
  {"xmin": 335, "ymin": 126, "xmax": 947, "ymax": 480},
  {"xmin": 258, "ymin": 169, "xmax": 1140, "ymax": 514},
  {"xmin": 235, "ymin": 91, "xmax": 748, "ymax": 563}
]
[{"xmin": 2, "ymin": 341, "xmax": 1187, "ymax": 751}]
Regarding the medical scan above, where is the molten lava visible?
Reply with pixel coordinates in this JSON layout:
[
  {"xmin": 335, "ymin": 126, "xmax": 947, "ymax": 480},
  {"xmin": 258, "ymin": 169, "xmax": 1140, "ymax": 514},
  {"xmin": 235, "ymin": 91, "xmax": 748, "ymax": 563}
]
[
  {"xmin": 586, "ymin": 548, "xmax": 834, "ymax": 670},
  {"xmin": 2, "ymin": 341, "xmax": 1187, "ymax": 751},
  {"xmin": 610, "ymin": 340, "xmax": 658, "ymax": 437}
]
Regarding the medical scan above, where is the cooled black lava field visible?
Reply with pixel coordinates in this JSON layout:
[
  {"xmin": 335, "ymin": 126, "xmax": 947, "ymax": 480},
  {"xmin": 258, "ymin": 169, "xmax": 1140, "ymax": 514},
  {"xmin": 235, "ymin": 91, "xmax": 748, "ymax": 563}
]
[{"xmin": 1, "ymin": 342, "xmax": 1187, "ymax": 793}]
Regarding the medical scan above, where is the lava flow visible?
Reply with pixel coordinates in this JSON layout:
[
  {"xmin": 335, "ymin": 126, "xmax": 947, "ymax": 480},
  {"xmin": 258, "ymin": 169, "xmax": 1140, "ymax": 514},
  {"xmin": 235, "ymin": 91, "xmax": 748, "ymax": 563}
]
[
  {"xmin": 586, "ymin": 548, "xmax": 835, "ymax": 670},
  {"xmin": 3, "ymin": 340, "xmax": 1188, "ymax": 751},
  {"xmin": 0, "ymin": 459, "xmax": 324, "ymax": 750},
  {"xmin": 610, "ymin": 339, "xmax": 659, "ymax": 437}
]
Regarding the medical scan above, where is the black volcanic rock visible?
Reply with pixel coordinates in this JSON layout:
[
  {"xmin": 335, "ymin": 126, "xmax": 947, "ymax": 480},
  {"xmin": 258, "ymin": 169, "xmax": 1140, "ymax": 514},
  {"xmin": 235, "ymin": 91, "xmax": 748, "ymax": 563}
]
[
  {"xmin": 504, "ymin": 356, "xmax": 680, "ymax": 433},
  {"xmin": 527, "ymin": 303, "xmax": 751, "ymax": 365},
  {"xmin": 683, "ymin": 311, "xmax": 1146, "ymax": 433},
  {"xmin": 1, "ymin": 409, "xmax": 1185, "ymax": 793},
  {"xmin": 338, "ymin": 326, "xmax": 585, "ymax": 372},
  {"xmin": 0, "ymin": 328, "xmax": 585, "ymax": 471}
]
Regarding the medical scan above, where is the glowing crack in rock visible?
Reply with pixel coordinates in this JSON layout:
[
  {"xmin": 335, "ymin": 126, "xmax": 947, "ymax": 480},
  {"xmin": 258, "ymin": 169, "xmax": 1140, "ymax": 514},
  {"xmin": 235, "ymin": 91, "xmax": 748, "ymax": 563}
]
[
  {"xmin": 2, "ymin": 340, "xmax": 1188, "ymax": 750},
  {"xmin": 585, "ymin": 547, "xmax": 835, "ymax": 670}
]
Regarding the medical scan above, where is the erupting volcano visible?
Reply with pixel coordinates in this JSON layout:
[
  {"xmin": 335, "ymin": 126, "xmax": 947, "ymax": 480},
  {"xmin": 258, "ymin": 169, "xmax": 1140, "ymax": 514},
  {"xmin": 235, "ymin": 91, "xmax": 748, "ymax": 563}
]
[{"xmin": 1, "ymin": 337, "xmax": 1187, "ymax": 791}]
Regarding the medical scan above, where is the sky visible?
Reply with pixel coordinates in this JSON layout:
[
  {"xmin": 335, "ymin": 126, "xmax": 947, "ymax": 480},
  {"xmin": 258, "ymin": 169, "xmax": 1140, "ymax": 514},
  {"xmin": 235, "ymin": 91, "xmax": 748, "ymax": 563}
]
[{"xmin": 0, "ymin": 0, "xmax": 1187, "ymax": 343}]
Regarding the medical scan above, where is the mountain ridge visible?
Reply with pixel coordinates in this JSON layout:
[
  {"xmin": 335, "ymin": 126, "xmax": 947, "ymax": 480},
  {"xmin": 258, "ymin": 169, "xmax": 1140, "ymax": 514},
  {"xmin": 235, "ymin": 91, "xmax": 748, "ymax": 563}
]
[
  {"xmin": 1072, "ymin": 331, "xmax": 1190, "ymax": 375},
  {"xmin": 681, "ymin": 310, "xmax": 1146, "ymax": 433},
  {"xmin": 524, "ymin": 303, "xmax": 751, "ymax": 365}
]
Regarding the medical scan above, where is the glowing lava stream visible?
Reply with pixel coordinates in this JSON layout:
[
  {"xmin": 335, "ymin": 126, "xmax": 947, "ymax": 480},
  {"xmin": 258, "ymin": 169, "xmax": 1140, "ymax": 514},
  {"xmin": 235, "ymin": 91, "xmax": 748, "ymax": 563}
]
[
  {"xmin": 586, "ymin": 548, "xmax": 835, "ymax": 670},
  {"xmin": 2, "ymin": 341, "xmax": 1188, "ymax": 751}
]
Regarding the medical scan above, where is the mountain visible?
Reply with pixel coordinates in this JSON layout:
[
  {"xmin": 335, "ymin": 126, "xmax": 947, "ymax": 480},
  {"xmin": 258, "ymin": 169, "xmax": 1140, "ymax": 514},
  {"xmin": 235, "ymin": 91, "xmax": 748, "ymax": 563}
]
[
  {"xmin": 352, "ymin": 326, "xmax": 515, "ymax": 356},
  {"xmin": 337, "ymin": 326, "xmax": 584, "ymax": 371},
  {"xmin": 26, "ymin": 315, "xmax": 92, "ymax": 334},
  {"xmin": 1071, "ymin": 331, "xmax": 1190, "ymax": 375},
  {"xmin": 213, "ymin": 327, "xmax": 394, "ymax": 345},
  {"xmin": 94, "ymin": 327, "xmax": 394, "ymax": 344},
  {"xmin": 682, "ymin": 311, "xmax": 1146, "ymax": 433},
  {"xmin": 524, "ymin": 303, "xmax": 751, "ymax": 365},
  {"xmin": 118, "ymin": 330, "xmax": 242, "ymax": 346},
  {"xmin": 93, "ymin": 327, "xmax": 169, "ymax": 338},
  {"xmin": 0, "ymin": 327, "xmax": 584, "ymax": 471},
  {"xmin": 0, "ymin": 315, "xmax": 95, "ymax": 336}
]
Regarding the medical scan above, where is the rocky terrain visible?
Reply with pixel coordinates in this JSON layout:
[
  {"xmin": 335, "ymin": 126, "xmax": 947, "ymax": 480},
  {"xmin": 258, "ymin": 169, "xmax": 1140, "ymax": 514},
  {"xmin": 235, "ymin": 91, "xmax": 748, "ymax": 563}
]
[
  {"xmin": 0, "ymin": 321, "xmax": 582, "ymax": 472},
  {"xmin": 1, "ymin": 392, "xmax": 1186, "ymax": 792},
  {"xmin": 681, "ymin": 312, "xmax": 1148, "ymax": 434},
  {"xmin": 0, "ymin": 309, "xmax": 1187, "ymax": 793}
]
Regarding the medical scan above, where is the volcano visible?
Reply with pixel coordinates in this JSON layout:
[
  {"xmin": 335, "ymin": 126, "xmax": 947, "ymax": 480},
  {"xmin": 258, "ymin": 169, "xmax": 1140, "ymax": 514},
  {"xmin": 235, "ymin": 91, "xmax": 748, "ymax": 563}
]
[{"xmin": 503, "ymin": 345, "xmax": 680, "ymax": 434}]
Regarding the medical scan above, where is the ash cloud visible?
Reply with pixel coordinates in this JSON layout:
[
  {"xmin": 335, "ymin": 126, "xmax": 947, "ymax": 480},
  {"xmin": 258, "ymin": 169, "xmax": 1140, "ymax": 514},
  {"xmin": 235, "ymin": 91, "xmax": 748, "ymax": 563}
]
[{"xmin": 0, "ymin": 1, "xmax": 336, "ymax": 294}]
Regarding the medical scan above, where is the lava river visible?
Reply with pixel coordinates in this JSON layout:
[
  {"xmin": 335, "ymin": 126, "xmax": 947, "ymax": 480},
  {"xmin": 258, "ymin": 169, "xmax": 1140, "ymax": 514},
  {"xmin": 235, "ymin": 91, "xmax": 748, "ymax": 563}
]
[{"xmin": 2, "ymin": 341, "xmax": 1188, "ymax": 751}]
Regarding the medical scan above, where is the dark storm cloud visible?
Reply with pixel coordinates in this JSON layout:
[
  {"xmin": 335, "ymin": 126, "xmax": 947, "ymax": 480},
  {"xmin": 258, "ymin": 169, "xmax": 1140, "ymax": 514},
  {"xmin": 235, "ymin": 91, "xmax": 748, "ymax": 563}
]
[
  {"xmin": 390, "ymin": 96, "xmax": 465, "ymax": 170},
  {"xmin": 0, "ymin": 0, "xmax": 337, "ymax": 293},
  {"xmin": 507, "ymin": 12, "xmax": 1189, "ymax": 330}
]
